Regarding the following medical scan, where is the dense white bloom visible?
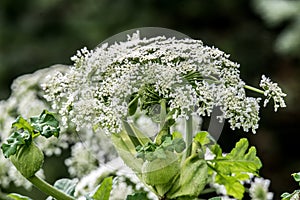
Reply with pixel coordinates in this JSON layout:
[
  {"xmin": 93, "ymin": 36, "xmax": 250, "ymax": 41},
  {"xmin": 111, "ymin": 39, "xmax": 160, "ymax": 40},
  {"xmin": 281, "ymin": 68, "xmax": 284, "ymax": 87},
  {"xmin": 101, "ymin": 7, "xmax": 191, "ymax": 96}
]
[
  {"xmin": 65, "ymin": 142, "xmax": 98, "ymax": 177},
  {"xmin": 0, "ymin": 155, "xmax": 13, "ymax": 188},
  {"xmin": 260, "ymin": 75, "xmax": 287, "ymax": 112},
  {"xmin": 249, "ymin": 177, "xmax": 273, "ymax": 200},
  {"xmin": 44, "ymin": 31, "xmax": 284, "ymax": 135}
]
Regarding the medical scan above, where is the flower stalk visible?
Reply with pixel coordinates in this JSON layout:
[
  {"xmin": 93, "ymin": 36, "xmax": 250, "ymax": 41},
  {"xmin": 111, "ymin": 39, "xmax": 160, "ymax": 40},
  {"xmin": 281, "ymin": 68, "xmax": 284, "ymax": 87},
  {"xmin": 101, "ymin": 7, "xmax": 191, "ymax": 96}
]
[
  {"xmin": 244, "ymin": 85, "xmax": 265, "ymax": 95},
  {"xmin": 27, "ymin": 175, "xmax": 75, "ymax": 200}
]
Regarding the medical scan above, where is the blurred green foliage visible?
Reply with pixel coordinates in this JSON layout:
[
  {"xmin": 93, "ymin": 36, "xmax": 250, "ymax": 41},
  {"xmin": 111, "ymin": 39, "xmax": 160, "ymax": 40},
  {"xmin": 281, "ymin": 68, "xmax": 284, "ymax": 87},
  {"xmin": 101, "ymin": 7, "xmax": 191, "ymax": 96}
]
[
  {"xmin": 0, "ymin": 0, "xmax": 299, "ymax": 198},
  {"xmin": 253, "ymin": 0, "xmax": 300, "ymax": 56}
]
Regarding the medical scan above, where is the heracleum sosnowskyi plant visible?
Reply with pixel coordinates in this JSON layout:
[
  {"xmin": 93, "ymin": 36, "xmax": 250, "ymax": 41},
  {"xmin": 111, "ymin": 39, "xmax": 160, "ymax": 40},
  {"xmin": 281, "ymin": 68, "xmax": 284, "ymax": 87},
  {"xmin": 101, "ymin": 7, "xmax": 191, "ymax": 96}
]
[
  {"xmin": 41, "ymin": 29, "xmax": 286, "ymax": 199},
  {"xmin": 0, "ymin": 28, "xmax": 286, "ymax": 200}
]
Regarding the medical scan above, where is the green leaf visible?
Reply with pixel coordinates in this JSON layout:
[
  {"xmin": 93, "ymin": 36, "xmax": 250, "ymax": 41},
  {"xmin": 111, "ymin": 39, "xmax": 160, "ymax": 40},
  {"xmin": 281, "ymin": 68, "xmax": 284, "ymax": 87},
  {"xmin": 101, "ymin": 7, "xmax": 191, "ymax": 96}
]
[
  {"xmin": 7, "ymin": 193, "xmax": 32, "ymax": 200},
  {"xmin": 208, "ymin": 138, "xmax": 262, "ymax": 199},
  {"xmin": 172, "ymin": 131, "xmax": 183, "ymax": 139},
  {"xmin": 1, "ymin": 131, "xmax": 31, "ymax": 158},
  {"xmin": 126, "ymin": 192, "xmax": 149, "ymax": 200},
  {"xmin": 194, "ymin": 131, "xmax": 210, "ymax": 146},
  {"xmin": 167, "ymin": 156, "xmax": 208, "ymax": 198},
  {"xmin": 53, "ymin": 178, "xmax": 77, "ymax": 197},
  {"xmin": 136, "ymin": 135, "xmax": 186, "ymax": 162},
  {"xmin": 215, "ymin": 175, "xmax": 245, "ymax": 199},
  {"xmin": 173, "ymin": 138, "xmax": 186, "ymax": 153},
  {"xmin": 12, "ymin": 116, "xmax": 34, "ymax": 134},
  {"xmin": 30, "ymin": 110, "xmax": 60, "ymax": 138},
  {"xmin": 92, "ymin": 176, "xmax": 113, "ymax": 200},
  {"xmin": 222, "ymin": 139, "xmax": 262, "ymax": 175},
  {"xmin": 281, "ymin": 192, "xmax": 293, "ymax": 200}
]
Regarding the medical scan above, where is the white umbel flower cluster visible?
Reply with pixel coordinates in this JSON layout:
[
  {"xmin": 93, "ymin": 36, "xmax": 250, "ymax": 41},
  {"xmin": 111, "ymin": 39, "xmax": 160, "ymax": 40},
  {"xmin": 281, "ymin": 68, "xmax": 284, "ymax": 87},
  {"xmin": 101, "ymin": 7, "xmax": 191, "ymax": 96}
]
[
  {"xmin": 43, "ymin": 31, "xmax": 286, "ymax": 134},
  {"xmin": 260, "ymin": 75, "xmax": 287, "ymax": 111}
]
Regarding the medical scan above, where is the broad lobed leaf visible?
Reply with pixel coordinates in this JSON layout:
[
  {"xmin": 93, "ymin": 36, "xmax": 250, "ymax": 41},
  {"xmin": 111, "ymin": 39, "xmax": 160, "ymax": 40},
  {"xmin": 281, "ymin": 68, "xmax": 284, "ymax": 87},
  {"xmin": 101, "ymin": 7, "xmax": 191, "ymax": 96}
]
[
  {"xmin": 1, "ymin": 110, "xmax": 60, "ymax": 158},
  {"xmin": 208, "ymin": 138, "xmax": 262, "ymax": 199}
]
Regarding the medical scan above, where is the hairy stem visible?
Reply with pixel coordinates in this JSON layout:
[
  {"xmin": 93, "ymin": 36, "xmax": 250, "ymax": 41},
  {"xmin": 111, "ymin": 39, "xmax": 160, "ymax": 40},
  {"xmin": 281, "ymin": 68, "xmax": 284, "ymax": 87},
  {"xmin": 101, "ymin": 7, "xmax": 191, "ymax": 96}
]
[{"xmin": 27, "ymin": 175, "xmax": 75, "ymax": 200}]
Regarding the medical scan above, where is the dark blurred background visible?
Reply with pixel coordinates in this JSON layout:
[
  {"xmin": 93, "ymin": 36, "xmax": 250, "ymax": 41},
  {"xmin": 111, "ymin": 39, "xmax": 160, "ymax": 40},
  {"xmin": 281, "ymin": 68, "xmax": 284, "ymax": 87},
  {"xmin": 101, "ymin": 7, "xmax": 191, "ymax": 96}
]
[{"xmin": 0, "ymin": 0, "xmax": 299, "ymax": 199}]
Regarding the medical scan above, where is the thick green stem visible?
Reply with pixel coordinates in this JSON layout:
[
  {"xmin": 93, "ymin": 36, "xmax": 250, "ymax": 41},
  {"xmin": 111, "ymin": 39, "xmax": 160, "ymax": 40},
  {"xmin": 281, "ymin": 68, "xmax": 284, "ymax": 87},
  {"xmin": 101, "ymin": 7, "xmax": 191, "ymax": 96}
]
[
  {"xmin": 160, "ymin": 99, "xmax": 167, "ymax": 129},
  {"xmin": 27, "ymin": 175, "xmax": 75, "ymax": 200},
  {"xmin": 185, "ymin": 114, "xmax": 193, "ymax": 159},
  {"xmin": 154, "ymin": 99, "xmax": 170, "ymax": 145},
  {"xmin": 244, "ymin": 85, "xmax": 265, "ymax": 95}
]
